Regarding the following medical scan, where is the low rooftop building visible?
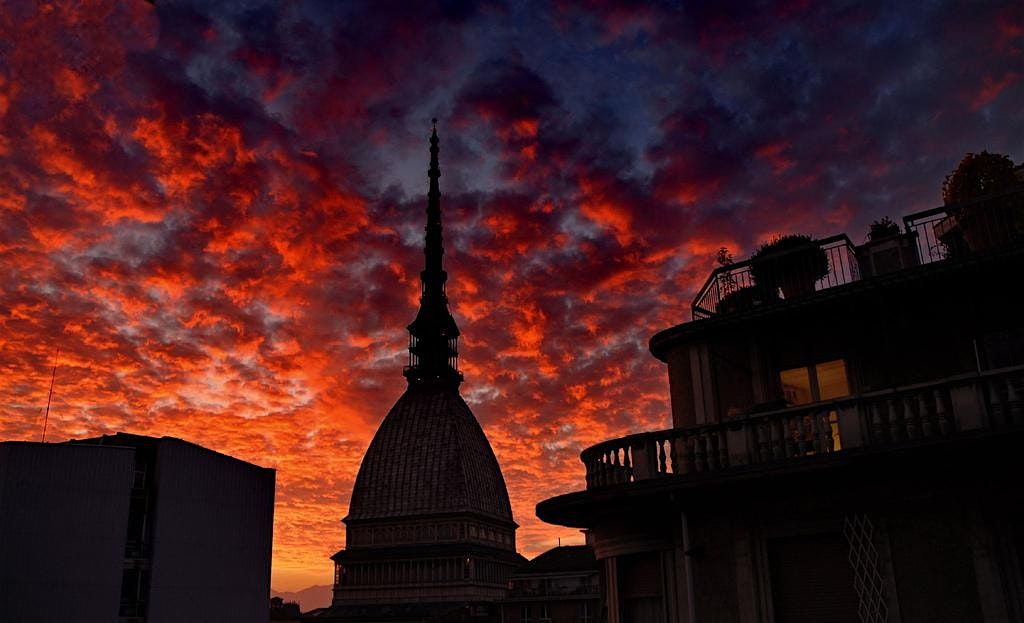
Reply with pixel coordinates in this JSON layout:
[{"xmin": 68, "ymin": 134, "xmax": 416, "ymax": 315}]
[
  {"xmin": 499, "ymin": 544, "xmax": 600, "ymax": 623},
  {"xmin": 0, "ymin": 433, "xmax": 275, "ymax": 623}
]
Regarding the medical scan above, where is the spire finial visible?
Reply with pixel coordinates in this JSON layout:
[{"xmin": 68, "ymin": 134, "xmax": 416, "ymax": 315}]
[{"xmin": 403, "ymin": 120, "xmax": 463, "ymax": 388}]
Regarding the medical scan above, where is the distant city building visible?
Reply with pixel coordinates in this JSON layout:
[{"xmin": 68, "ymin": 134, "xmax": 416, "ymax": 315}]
[
  {"xmin": 272, "ymin": 596, "xmax": 304, "ymax": 621},
  {"xmin": 499, "ymin": 544, "xmax": 601, "ymax": 623},
  {"xmin": 0, "ymin": 433, "xmax": 275, "ymax": 623},
  {"xmin": 539, "ymin": 184, "xmax": 1024, "ymax": 621},
  {"xmin": 310, "ymin": 122, "xmax": 524, "ymax": 622}
]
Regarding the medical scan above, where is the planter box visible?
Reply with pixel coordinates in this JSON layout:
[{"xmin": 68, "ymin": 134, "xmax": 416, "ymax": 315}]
[{"xmin": 856, "ymin": 232, "xmax": 920, "ymax": 278}]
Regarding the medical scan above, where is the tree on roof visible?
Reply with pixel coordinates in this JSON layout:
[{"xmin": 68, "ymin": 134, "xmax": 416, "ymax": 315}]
[{"xmin": 942, "ymin": 151, "xmax": 1017, "ymax": 206}]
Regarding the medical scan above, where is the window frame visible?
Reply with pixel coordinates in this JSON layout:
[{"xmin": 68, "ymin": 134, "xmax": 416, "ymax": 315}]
[{"xmin": 779, "ymin": 359, "xmax": 851, "ymax": 406}]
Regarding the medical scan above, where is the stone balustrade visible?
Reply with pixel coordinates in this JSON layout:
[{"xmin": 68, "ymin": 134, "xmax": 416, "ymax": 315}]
[{"xmin": 582, "ymin": 365, "xmax": 1024, "ymax": 489}]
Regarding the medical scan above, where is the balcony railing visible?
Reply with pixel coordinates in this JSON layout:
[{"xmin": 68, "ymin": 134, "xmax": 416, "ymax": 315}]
[
  {"xmin": 692, "ymin": 185, "xmax": 1024, "ymax": 320},
  {"xmin": 904, "ymin": 184, "xmax": 1024, "ymax": 264},
  {"xmin": 691, "ymin": 235, "xmax": 861, "ymax": 320},
  {"xmin": 582, "ymin": 365, "xmax": 1024, "ymax": 489}
]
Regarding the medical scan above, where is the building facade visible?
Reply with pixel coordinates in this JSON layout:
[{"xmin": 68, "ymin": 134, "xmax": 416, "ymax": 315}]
[
  {"xmin": 538, "ymin": 185, "xmax": 1024, "ymax": 622},
  {"xmin": 499, "ymin": 545, "xmax": 601, "ymax": 623},
  {"xmin": 0, "ymin": 433, "xmax": 275, "ymax": 623},
  {"xmin": 314, "ymin": 122, "xmax": 524, "ymax": 622}
]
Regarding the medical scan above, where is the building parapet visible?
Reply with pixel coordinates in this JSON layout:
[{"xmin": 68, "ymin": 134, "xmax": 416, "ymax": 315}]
[{"xmin": 582, "ymin": 364, "xmax": 1023, "ymax": 489}]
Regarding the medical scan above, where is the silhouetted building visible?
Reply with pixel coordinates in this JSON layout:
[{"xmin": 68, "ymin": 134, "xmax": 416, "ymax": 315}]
[
  {"xmin": 272, "ymin": 596, "xmax": 304, "ymax": 621},
  {"xmin": 0, "ymin": 433, "xmax": 275, "ymax": 623},
  {"xmin": 499, "ymin": 544, "xmax": 601, "ymax": 623},
  {"xmin": 311, "ymin": 122, "xmax": 524, "ymax": 622},
  {"xmin": 539, "ymin": 185, "xmax": 1024, "ymax": 622}
]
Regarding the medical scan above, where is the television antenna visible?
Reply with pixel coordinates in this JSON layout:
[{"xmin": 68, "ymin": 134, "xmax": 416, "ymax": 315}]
[{"xmin": 41, "ymin": 348, "xmax": 60, "ymax": 443}]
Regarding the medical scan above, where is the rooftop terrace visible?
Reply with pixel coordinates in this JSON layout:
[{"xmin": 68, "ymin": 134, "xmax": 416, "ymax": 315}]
[{"xmin": 691, "ymin": 185, "xmax": 1024, "ymax": 320}]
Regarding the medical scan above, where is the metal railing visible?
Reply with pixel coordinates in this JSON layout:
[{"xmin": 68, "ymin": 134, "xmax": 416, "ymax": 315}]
[
  {"xmin": 692, "ymin": 185, "xmax": 1024, "ymax": 320},
  {"xmin": 904, "ymin": 184, "xmax": 1024, "ymax": 264},
  {"xmin": 581, "ymin": 365, "xmax": 1024, "ymax": 489},
  {"xmin": 691, "ymin": 235, "xmax": 861, "ymax": 319}
]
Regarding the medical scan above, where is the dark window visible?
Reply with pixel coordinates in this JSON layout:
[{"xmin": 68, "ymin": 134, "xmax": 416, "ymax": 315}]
[
  {"xmin": 539, "ymin": 604, "xmax": 551, "ymax": 622},
  {"xmin": 767, "ymin": 533, "xmax": 860, "ymax": 623},
  {"xmin": 578, "ymin": 602, "xmax": 593, "ymax": 623},
  {"xmin": 618, "ymin": 551, "xmax": 665, "ymax": 623},
  {"xmin": 520, "ymin": 605, "xmax": 531, "ymax": 623}
]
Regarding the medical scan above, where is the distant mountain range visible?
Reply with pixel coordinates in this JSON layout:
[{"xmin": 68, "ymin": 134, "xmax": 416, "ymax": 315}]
[{"xmin": 271, "ymin": 584, "xmax": 332, "ymax": 611}]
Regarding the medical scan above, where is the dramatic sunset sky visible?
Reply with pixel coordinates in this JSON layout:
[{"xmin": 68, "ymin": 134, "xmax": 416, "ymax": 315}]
[{"xmin": 1, "ymin": 0, "xmax": 1021, "ymax": 591}]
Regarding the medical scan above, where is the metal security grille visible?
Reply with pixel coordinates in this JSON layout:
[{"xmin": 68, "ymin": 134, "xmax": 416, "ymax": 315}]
[{"xmin": 843, "ymin": 514, "xmax": 889, "ymax": 623}]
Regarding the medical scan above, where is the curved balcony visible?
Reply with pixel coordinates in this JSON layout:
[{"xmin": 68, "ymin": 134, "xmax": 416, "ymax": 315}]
[
  {"xmin": 691, "ymin": 235, "xmax": 861, "ymax": 320},
  {"xmin": 581, "ymin": 365, "xmax": 1024, "ymax": 489}
]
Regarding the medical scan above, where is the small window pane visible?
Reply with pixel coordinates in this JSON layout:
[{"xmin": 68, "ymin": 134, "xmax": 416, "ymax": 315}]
[
  {"xmin": 816, "ymin": 359, "xmax": 850, "ymax": 400},
  {"xmin": 780, "ymin": 367, "xmax": 813, "ymax": 405}
]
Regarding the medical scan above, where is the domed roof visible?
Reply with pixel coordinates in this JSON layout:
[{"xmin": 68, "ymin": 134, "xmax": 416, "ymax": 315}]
[{"xmin": 345, "ymin": 383, "xmax": 514, "ymax": 524}]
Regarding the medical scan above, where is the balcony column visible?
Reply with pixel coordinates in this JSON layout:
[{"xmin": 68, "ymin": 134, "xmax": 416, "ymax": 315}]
[
  {"xmin": 838, "ymin": 405, "xmax": 866, "ymax": 448},
  {"xmin": 631, "ymin": 437, "xmax": 660, "ymax": 480},
  {"xmin": 666, "ymin": 348, "xmax": 698, "ymax": 429},
  {"xmin": 952, "ymin": 380, "xmax": 985, "ymax": 430},
  {"xmin": 919, "ymin": 392, "xmax": 935, "ymax": 437},
  {"xmin": 728, "ymin": 421, "xmax": 752, "ymax": 467},
  {"xmin": 604, "ymin": 557, "xmax": 621, "ymax": 623}
]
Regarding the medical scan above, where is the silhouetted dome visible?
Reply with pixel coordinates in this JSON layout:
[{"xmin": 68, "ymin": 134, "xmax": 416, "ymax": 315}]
[{"xmin": 346, "ymin": 383, "xmax": 513, "ymax": 524}]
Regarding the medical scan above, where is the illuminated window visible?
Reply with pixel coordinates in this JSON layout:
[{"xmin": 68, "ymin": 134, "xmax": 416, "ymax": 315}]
[
  {"xmin": 816, "ymin": 359, "xmax": 850, "ymax": 400},
  {"xmin": 779, "ymin": 360, "xmax": 850, "ymax": 450},
  {"xmin": 779, "ymin": 360, "xmax": 849, "ymax": 405},
  {"xmin": 780, "ymin": 367, "xmax": 813, "ymax": 405}
]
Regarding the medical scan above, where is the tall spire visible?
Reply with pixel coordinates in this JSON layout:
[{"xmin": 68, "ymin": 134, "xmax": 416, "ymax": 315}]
[
  {"xmin": 424, "ymin": 118, "xmax": 444, "ymax": 285},
  {"xmin": 404, "ymin": 119, "xmax": 463, "ymax": 387}
]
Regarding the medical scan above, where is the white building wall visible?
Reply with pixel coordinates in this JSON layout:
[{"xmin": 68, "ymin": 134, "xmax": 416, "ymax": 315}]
[
  {"xmin": 146, "ymin": 438, "xmax": 275, "ymax": 623},
  {"xmin": 0, "ymin": 442, "xmax": 134, "ymax": 622}
]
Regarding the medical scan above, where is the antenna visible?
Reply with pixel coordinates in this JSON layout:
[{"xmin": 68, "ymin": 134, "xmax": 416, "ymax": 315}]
[{"xmin": 41, "ymin": 348, "xmax": 60, "ymax": 443}]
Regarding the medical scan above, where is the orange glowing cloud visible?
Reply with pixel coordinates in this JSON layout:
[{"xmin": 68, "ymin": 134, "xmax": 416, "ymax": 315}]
[{"xmin": 1, "ymin": 0, "xmax": 1021, "ymax": 600}]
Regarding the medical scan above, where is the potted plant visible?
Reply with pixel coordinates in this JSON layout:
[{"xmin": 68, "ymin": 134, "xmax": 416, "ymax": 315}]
[
  {"xmin": 940, "ymin": 151, "xmax": 1022, "ymax": 253},
  {"xmin": 750, "ymin": 234, "xmax": 830, "ymax": 299},
  {"xmin": 715, "ymin": 285, "xmax": 757, "ymax": 314},
  {"xmin": 711, "ymin": 247, "xmax": 778, "ymax": 313},
  {"xmin": 857, "ymin": 216, "xmax": 920, "ymax": 276}
]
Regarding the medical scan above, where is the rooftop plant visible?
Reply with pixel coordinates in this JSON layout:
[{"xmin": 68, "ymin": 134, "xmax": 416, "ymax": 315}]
[
  {"xmin": 750, "ymin": 234, "xmax": 829, "ymax": 299},
  {"xmin": 940, "ymin": 152, "xmax": 1022, "ymax": 254},
  {"xmin": 868, "ymin": 216, "xmax": 900, "ymax": 241},
  {"xmin": 942, "ymin": 151, "xmax": 1017, "ymax": 206}
]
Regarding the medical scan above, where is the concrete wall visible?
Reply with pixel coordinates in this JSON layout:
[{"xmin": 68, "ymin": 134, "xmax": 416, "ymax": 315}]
[
  {"xmin": 0, "ymin": 442, "xmax": 134, "ymax": 622},
  {"xmin": 146, "ymin": 438, "xmax": 275, "ymax": 623}
]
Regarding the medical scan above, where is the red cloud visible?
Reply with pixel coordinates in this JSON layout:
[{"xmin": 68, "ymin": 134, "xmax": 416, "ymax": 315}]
[{"xmin": 2, "ymin": 0, "xmax": 1022, "ymax": 597}]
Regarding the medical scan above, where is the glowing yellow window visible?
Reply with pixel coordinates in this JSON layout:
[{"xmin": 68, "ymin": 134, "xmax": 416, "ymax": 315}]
[
  {"xmin": 816, "ymin": 359, "xmax": 850, "ymax": 400},
  {"xmin": 779, "ymin": 360, "xmax": 850, "ymax": 451},
  {"xmin": 780, "ymin": 367, "xmax": 814, "ymax": 405}
]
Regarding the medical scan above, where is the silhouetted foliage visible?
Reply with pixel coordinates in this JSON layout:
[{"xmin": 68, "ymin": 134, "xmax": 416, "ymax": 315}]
[
  {"xmin": 716, "ymin": 285, "xmax": 773, "ymax": 314},
  {"xmin": 942, "ymin": 151, "xmax": 1017, "ymax": 206},
  {"xmin": 750, "ymin": 234, "xmax": 829, "ymax": 298},
  {"xmin": 938, "ymin": 152, "xmax": 1023, "ymax": 255},
  {"xmin": 868, "ymin": 216, "xmax": 900, "ymax": 241}
]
